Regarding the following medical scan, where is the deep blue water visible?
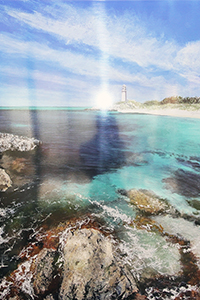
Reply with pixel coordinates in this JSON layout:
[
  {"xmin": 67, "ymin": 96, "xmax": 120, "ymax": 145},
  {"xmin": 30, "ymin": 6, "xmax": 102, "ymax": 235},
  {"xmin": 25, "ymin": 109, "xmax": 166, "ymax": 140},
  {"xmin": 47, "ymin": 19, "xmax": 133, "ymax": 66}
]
[{"xmin": 1, "ymin": 108, "xmax": 200, "ymax": 296}]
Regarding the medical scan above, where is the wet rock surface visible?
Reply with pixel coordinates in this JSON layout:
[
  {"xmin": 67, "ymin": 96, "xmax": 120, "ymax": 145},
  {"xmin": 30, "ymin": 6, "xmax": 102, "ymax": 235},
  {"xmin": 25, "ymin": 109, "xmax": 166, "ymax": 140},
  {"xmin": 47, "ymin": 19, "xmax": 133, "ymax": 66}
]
[
  {"xmin": 0, "ymin": 168, "xmax": 12, "ymax": 191},
  {"xmin": 32, "ymin": 248, "xmax": 56, "ymax": 295},
  {"xmin": 60, "ymin": 228, "xmax": 138, "ymax": 300}
]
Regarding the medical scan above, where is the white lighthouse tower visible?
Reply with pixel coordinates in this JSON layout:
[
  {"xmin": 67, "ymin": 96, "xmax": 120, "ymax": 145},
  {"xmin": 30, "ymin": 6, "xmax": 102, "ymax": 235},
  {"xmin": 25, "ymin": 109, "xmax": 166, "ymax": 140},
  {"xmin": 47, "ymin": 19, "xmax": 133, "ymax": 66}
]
[{"xmin": 121, "ymin": 85, "xmax": 127, "ymax": 102}]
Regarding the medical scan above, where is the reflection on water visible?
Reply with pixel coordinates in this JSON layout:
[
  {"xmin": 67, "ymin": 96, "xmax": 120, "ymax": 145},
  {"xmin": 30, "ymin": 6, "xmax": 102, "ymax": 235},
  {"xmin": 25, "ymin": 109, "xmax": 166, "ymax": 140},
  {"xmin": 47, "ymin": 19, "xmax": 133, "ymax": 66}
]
[{"xmin": 80, "ymin": 114, "xmax": 125, "ymax": 177}]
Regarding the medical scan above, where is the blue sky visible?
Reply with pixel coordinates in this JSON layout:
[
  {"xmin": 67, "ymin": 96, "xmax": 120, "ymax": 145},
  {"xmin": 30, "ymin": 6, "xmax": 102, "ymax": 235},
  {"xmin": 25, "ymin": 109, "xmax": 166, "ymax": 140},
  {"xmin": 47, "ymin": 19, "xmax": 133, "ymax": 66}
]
[{"xmin": 0, "ymin": 0, "xmax": 200, "ymax": 107}]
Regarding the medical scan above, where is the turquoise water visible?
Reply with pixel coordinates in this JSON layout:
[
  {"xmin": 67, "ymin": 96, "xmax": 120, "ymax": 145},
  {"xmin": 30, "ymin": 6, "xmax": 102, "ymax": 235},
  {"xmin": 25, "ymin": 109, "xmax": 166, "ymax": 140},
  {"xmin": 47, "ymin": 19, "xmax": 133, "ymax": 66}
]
[{"xmin": 0, "ymin": 109, "xmax": 200, "ymax": 296}]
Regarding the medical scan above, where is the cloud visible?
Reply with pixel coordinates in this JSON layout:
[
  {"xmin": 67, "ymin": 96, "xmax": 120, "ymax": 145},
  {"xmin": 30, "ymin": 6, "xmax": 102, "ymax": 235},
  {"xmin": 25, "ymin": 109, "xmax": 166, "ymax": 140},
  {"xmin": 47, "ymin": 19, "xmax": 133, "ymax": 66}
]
[
  {"xmin": 0, "ymin": 33, "xmax": 101, "ymax": 77},
  {"xmin": 176, "ymin": 41, "xmax": 200, "ymax": 70},
  {"xmin": 0, "ymin": 33, "xmax": 180, "ymax": 93},
  {"xmin": 1, "ymin": 1, "xmax": 200, "ymax": 104},
  {"xmin": 5, "ymin": 2, "xmax": 179, "ymax": 71},
  {"xmin": 175, "ymin": 41, "xmax": 200, "ymax": 85}
]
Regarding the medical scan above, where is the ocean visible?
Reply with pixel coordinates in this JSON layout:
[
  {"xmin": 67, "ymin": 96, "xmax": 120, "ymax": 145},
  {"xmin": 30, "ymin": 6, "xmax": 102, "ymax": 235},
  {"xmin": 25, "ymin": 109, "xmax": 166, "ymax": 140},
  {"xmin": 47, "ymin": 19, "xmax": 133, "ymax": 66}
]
[{"xmin": 1, "ymin": 108, "xmax": 200, "ymax": 298}]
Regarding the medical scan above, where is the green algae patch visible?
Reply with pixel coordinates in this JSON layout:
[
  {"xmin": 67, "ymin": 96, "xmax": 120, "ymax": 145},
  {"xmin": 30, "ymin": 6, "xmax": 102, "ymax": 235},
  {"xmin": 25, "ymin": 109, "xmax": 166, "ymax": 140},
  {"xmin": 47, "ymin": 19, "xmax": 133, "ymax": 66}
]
[{"xmin": 187, "ymin": 199, "xmax": 200, "ymax": 211}]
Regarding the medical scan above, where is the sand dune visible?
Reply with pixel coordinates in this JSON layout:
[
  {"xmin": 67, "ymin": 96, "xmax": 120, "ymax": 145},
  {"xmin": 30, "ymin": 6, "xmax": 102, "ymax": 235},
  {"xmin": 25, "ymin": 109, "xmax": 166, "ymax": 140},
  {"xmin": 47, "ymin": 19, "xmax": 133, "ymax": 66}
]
[{"xmin": 116, "ymin": 107, "xmax": 200, "ymax": 119}]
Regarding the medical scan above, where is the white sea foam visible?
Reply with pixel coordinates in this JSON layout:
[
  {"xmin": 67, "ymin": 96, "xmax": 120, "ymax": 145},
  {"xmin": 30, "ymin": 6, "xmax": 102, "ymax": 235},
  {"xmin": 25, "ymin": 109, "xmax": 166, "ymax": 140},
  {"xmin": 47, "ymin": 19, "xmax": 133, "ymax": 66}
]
[
  {"xmin": 0, "ymin": 208, "xmax": 6, "ymax": 217},
  {"xmin": 17, "ymin": 259, "xmax": 35, "ymax": 298},
  {"xmin": 153, "ymin": 215, "xmax": 200, "ymax": 267},
  {"xmin": 0, "ymin": 278, "xmax": 12, "ymax": 299},
  {"xmin": 0, "ymin": 226, "xmax": 9, "ymax": 245},
  {"xmin": 116, "ymin": 225, "xmax": 181, "ymax": 278},
  {"xmin": 0, "ymin": 256, "xmax": 36, "ymax": 299},
  {"xmin": 146, "ymin": 284, "xmax": 200, "ymax": 300},
  {"xmin": 97, "ymin": 203, "xmax": 132, "ymax": 224}
]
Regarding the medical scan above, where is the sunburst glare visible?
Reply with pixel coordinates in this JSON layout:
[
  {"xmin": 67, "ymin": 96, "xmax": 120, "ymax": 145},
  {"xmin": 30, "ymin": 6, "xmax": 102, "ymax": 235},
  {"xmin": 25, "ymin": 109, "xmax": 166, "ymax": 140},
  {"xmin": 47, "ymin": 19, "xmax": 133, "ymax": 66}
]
[{"xmin": 94, "ymin": 88, "xmax": 114, "ymax": 110}]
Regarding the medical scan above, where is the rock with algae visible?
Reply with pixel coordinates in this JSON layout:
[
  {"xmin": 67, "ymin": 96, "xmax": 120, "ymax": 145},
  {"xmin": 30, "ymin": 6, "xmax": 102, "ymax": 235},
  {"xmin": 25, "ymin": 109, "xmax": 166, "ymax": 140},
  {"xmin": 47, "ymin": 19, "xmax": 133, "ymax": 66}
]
[{"xmin": 127, "ymin": 189, "xmax": 174, "ymax": 215}]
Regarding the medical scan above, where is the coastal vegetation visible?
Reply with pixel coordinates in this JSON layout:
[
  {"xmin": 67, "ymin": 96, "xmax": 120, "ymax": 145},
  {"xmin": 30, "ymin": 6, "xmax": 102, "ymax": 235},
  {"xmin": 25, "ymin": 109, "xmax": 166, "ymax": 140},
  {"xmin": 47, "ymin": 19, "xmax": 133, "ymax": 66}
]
[
  {"xmin": 159, "ymin": 96, "xmax": 200, "ymax": 105},
  {"xmin": 113, "ymin": 96, "xmax": 200, "ymax": 111}
]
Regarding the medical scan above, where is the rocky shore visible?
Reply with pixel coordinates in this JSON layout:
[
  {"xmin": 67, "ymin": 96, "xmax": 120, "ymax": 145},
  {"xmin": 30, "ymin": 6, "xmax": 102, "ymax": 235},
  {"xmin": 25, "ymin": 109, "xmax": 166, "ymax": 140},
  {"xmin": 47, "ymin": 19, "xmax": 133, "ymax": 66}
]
[
  {"xmin": 1, "ymin": 133, "xmax": 200, "ymax": 299},
  {"xmin": 1, "ymin": 188, "xmax": 200, "ymax": 299},
  {"xmin": 0, "ymin": 221, "xmax": 141, "ymax": 300}
]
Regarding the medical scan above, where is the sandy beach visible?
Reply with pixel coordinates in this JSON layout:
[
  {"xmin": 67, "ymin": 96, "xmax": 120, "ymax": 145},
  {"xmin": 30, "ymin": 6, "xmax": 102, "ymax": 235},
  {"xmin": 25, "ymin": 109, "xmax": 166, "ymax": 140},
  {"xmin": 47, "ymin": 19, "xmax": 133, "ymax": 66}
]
[{"xmin": 117, "ymin": 108, "xmax": 200, "ymax": 119}]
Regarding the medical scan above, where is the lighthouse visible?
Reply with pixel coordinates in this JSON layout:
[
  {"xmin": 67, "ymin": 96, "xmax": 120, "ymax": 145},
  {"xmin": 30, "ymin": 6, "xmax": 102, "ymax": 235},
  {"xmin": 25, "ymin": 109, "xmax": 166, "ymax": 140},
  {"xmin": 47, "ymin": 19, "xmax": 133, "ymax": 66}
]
[{"xmin": 121, "ymin": 85, "xmax": 127, "ymax": 102}]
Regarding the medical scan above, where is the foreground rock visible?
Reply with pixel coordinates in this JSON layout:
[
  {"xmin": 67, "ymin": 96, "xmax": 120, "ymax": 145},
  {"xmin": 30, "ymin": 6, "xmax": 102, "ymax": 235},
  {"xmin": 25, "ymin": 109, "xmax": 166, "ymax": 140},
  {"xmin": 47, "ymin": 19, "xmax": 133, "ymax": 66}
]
[
  {"xmin": 1, "ymin": 227, "xmax": 138, "ymax": 299},
  {"xmin": 60, "ymin": 228, "xmax": 138, "ymax": 299},
  {"xmin": 0, "ymin": 133, "xmax": 40, "ymax": 153},
  {"xmin": 0, "ymin": 168, "xmax": 12, "ymax": 191}
]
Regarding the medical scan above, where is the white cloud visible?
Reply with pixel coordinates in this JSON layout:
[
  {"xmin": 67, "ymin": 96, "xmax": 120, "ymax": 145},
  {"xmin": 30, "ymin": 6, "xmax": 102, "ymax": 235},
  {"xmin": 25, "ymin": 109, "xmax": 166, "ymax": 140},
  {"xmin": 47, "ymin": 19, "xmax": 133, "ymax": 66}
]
[
  {"xmin": 175, "ymin": 41, "xmax": 200, "ymax": 85},
  {"xmin": 0, "ymin": 33, "xmax": 151, "ymax": 88},
  {"xmin": 2, "ymin": 1, "xmax": 200, "ymax": 104},
  {"xmin": 0, "ymin": 33, "xmax": 101, "ymax": 78},
  {"xmin": 176, "ymin": 41, "xmax": 200, "ymax": 70},
  {"xmin": 6, "ymin": 3, "xmax": 179, "ymax": 71},
  {"xmin": 1, "ymin": 30, "xmax": 199, "ymax": 103}
]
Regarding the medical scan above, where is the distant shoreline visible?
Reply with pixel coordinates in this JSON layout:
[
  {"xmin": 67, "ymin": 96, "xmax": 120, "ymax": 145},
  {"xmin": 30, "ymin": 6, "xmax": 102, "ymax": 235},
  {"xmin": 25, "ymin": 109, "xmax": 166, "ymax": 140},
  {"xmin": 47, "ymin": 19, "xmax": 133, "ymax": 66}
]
[
  {"xmin": 115, "ymin": 107, "xmax": 200, "ymax": 119},
  {"xmin": 1, "ymin": 105, "xmax": 200, "ymax": 119},
  {"xmin": 108, "ymin": 100, "xmax": 200, "ymax": 119}
]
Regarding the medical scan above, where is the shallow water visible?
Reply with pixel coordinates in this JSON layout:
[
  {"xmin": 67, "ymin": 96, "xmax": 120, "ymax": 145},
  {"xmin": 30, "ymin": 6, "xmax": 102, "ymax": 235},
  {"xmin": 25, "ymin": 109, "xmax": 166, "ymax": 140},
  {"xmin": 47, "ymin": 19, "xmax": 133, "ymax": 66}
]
[{"xmin": 1, "ymin": 108, "xmax": 200, "ymax": 297}]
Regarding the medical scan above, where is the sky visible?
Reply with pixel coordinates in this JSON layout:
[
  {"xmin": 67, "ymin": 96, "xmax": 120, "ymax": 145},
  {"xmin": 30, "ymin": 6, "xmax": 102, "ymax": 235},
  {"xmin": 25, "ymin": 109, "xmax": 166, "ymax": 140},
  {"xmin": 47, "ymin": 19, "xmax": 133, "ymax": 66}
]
[{"xmin": 0, "ymin": 0, "xmax": 200, "ymax": 107}]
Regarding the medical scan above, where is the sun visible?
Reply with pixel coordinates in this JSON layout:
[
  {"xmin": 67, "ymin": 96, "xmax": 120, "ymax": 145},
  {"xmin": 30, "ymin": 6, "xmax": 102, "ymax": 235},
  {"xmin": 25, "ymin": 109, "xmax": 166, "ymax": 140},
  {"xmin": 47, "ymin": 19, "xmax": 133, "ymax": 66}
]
[{"xmin": 95, "ymin": 89, "xmax": 114, "ymax": 110}]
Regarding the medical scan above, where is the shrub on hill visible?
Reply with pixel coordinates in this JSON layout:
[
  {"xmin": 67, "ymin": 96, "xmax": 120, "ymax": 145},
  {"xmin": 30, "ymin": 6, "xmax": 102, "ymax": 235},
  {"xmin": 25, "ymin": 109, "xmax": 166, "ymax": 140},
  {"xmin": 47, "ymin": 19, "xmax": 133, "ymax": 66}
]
[
  {"xmin": 144, "ymin": 100, "xmax": 160, "ymax": 106},
  {"xmin": 180, "ymin": 96, "xmax": 200, "ymax": 104},
  {"xmin": 160, "ymin": 96, "xmax": 200, "ymax": 105},
  {"xmin": 160, "ymin": 96, "xmax": 182, "ymax": 104}
]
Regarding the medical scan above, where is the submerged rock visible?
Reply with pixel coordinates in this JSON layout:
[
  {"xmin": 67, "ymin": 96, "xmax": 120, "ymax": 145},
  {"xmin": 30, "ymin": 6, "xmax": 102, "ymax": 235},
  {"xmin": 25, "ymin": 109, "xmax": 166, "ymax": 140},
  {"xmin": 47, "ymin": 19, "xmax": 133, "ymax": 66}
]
[
  {"xmin": 127, "ymin": 189, "xmax": 172, "ymax": 215},
  {"xmin": 163, "ymin": 168, "xmax": 200, "ymax": 198},
  {"xmin": 60, "ymin": 228, "xmax": 138, "ymax": 300},
  {"xmin": 0, "ymin": 133, "xmax": 40, "ymax": 153},
  {"xmin": 187, "ymin": 199, "xmax": 200, "ymax": 211},
  {"xmin": 0, "ymin": 168, "xmax": 12, "ymax": 191}
]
